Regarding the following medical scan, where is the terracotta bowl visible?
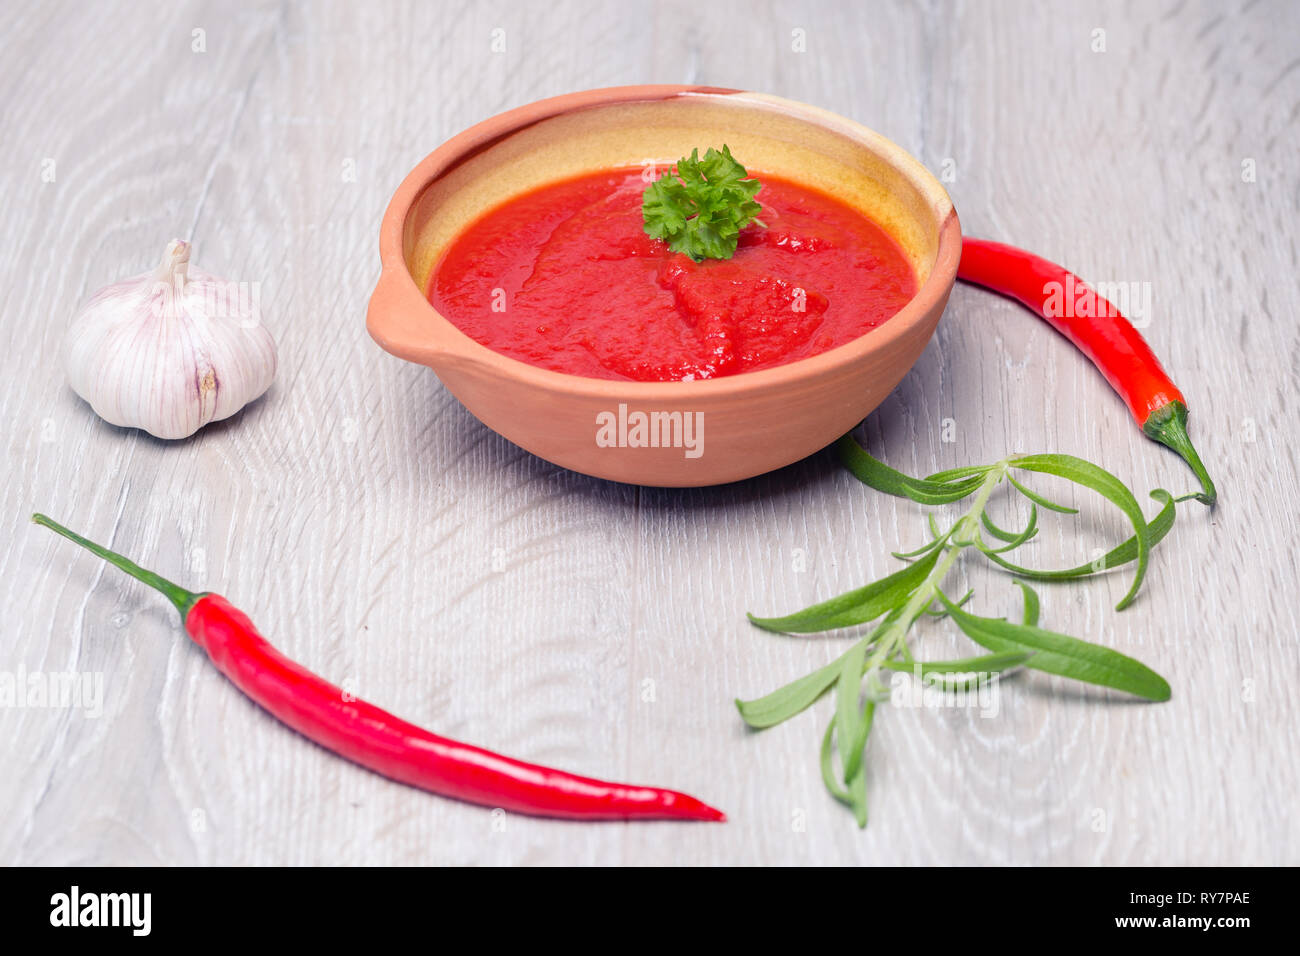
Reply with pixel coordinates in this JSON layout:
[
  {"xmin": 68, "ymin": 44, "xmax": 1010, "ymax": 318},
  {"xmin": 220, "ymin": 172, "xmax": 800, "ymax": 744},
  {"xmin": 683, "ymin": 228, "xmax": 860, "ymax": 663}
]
[{"xmin": 367, "ymin": 85, "xmax": 960, "ymax": 486}]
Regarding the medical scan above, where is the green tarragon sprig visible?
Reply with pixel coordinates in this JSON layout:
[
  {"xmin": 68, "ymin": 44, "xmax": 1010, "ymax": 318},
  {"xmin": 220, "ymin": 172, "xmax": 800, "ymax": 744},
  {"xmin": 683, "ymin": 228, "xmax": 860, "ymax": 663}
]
[
  {"xmin": 738, "ymin": 434, "xmax": 1193, "ymax": 827},
  {"xmin": 641, "ymin": 145, "xmax": 765, "ymax": 261}
]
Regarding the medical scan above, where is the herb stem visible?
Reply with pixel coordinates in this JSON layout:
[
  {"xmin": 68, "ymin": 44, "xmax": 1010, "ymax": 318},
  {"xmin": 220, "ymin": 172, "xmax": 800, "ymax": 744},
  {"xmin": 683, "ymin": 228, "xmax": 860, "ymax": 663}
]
[{"xmin": 861, "ymin": 461, "xmax": 1009, "ymax": 676}]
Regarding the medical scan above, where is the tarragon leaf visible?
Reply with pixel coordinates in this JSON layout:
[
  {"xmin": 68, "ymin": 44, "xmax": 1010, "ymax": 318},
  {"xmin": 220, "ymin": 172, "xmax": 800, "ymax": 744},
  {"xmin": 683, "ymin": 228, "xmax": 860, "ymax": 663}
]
[
  {"xmin": 925, "ymin": 464, "xmax": 995, "ymax": 483},
  {"xmin": 1007, "ymin": 473, "xmax": 1079, "ymax": 514},
  {"xmin": 736, "ymin": 658, "xmax": 840, "ymax": 729},
  {"xmin": 924, "ymin": 586, "xmax": 972, "ymax": 617},
  {"xmin": 880, "ymin": 650, "xmax": 1033, "ymax": 675},
  {"xmin": 1016, "ymin": 580, "xmax": 1040, "ymax": 627},
  {"xmin": 978, "ymin": 504, "xmax": 1040, "ymax": 553},
  {"xmin": 981, "ymin": 503, "xmax": 1038, "ymax": 543},
  {"xmin": 936, "ymin": 590, "xmax": 1171, "ymax": 701},
  {"xmin": 892, "ymin": 536, "xmax": 946, "ymax": 560},
  {"xmin": 747, "ymin": 547, "xmax": 938, "ymax": 633},
  {"xmin": 1007, "ymin": 456, "xmax": 1154, "ymax": 608},
  {"xmin": 821, "ymin": 709, "xmax": 873, "ymax": 828},
  {"xmin": 819, "ymin": 720, "xmax": 852, "ymax": 803},
  {"xmin": 985, "ymin": 490, "xmax": 1176, "ymax": 586},
  {"xmin": 737, "ymin": 607, "xmax": 904, "ymax": 730},
  {"xmin": 838, "ymin": 434, "xmax": 985, "ymax": 504}
]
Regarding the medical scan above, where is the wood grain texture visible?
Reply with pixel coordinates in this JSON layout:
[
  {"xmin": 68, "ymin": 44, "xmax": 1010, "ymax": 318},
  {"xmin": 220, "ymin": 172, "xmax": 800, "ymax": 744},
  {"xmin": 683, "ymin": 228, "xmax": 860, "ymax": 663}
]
[{"xmin": 1, "ymin": 0, "xmax": 1296, "ymax": 865}]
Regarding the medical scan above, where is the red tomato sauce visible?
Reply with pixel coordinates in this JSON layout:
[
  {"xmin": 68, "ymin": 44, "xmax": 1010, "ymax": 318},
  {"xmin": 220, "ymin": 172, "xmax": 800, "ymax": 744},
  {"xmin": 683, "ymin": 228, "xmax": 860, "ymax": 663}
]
[{"xmin": 429, "ymin": 169, "xmax": 918, "ymax": 381}]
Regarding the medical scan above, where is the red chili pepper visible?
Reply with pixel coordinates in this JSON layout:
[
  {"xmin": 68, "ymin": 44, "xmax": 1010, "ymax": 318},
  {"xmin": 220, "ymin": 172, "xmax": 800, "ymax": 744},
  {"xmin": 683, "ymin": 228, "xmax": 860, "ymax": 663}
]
[
  {"xmin": 957, "ymin": 238, "xmax": 1216, "ymax": 505},
  {"xmin": 32, "ymin": 514, "xmax": 724, "ymax": 823}
]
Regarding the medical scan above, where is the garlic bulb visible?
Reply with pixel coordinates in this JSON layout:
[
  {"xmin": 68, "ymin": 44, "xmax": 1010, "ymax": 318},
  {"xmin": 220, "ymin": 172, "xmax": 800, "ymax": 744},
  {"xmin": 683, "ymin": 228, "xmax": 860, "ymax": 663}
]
[{"xmin": 63, "ymin": 240, "xmax": 276, "ymax": 440}]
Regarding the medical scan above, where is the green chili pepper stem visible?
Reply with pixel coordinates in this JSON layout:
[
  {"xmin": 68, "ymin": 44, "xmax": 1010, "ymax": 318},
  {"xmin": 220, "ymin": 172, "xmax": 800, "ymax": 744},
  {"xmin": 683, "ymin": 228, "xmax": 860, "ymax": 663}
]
[
  {"xmin": 1142, "ymin": 401, "xmax": 1217, "ymax": 507},
  {"xmin": 32, "ymin": 513, "xmax": 205, "ymax": 619}
]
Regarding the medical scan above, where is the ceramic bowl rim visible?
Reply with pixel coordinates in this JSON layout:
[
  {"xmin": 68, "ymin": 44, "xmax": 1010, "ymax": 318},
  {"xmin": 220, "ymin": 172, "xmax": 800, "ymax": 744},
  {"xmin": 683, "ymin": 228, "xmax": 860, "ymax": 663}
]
[{"xmin": 368, "ymin": 84, "xmax": 962, "ymax": 400}]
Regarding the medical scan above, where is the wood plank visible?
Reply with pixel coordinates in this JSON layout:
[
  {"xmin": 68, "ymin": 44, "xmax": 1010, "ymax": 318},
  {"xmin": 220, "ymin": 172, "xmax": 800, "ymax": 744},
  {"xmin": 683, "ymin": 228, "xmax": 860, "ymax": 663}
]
[{"xmin": 1, "ymin": 0, "xmax": 1296, "ymax": 864}]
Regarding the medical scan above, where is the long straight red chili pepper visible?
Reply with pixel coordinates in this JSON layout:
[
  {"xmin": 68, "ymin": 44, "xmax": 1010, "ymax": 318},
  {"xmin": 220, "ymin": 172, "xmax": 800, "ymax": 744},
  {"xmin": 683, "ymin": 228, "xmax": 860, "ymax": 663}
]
[
  {"xmin": 957, "ymin": 238, "xmax": 1216, "ymax": 505},
  {"xmin": 32, "ymin": 513, "xmax": 724, "ymax": 822}
]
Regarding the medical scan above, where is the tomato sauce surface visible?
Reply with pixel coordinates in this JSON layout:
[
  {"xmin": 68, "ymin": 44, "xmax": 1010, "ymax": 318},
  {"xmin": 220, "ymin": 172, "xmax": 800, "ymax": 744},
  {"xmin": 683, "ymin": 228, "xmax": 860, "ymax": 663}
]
[{"xmin": 429, "ymin": 169, "xmax": 918, "ymax": 381}]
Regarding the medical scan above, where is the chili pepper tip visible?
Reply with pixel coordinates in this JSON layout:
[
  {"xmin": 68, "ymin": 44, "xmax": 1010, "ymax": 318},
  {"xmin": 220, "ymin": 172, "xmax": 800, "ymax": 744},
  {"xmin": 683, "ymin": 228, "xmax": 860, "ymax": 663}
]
[{"xmin": 661, "ymin": 791, "xmax": 726, "ymax": 822}]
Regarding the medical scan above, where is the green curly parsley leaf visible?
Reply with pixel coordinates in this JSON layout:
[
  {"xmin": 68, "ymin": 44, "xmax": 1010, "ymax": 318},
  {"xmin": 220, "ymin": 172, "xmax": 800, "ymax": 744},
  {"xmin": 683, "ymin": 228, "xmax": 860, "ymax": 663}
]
[{"xmin": 641, "ymin": 145, "xmax": 765, "ymax": 261}]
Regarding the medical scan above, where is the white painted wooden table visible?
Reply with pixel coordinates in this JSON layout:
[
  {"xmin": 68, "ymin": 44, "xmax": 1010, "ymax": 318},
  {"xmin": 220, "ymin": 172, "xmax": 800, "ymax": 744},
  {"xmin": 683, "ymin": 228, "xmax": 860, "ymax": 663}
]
[{"xmin": 2, "ymin": 0, "xmax": 1297, "ymax": 866}]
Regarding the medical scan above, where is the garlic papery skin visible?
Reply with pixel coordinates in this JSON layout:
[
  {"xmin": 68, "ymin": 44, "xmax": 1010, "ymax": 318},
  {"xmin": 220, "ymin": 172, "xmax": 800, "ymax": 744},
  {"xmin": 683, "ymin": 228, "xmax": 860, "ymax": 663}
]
[{"xmin": 64, "ymin": 240, "xmax": 277, "ymax": 440}]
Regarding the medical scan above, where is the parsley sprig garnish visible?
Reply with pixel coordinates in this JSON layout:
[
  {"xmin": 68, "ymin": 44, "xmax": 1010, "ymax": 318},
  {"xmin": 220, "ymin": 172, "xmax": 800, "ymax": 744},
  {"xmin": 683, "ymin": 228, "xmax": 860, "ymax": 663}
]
[{"xmin": 641, "ymin": 145, "xmax": 765, "ymax": 261}]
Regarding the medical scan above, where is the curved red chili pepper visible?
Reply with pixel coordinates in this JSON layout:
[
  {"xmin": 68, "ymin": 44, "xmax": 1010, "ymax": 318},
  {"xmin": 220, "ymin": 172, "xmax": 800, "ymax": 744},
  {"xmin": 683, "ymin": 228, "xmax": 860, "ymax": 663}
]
[
  {"xmin": 957, "ymin": 238, "xmax": 1216, "ymax": 505},
  {"xmin": 32, "ymin": 514, "xmax": 725, "ymax": 823}
]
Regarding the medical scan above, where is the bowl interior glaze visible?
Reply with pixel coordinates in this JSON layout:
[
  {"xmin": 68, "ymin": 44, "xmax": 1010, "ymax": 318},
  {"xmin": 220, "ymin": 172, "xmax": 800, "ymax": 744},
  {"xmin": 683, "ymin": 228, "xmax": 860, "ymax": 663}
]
[{"xmin": 404, "ymin": 93, "xmax": 945, "ymax": 295}]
